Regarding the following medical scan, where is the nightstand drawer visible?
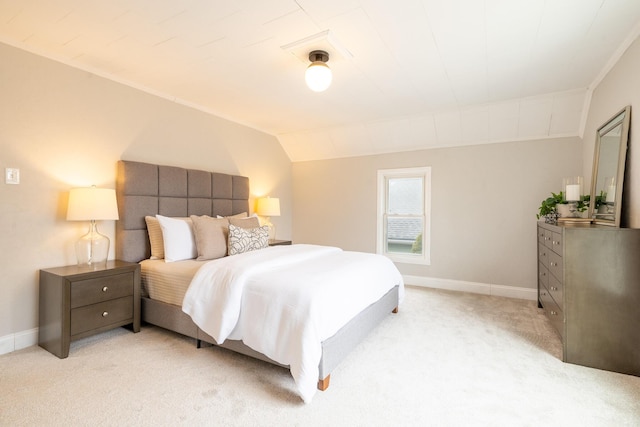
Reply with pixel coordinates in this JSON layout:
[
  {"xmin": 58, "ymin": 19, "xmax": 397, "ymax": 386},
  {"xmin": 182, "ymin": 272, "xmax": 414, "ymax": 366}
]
[
  {"xmin": 71, "ymin": 272, "xmax": 134, "ymax": 308},
  {"xmin": 71, "ymin": 297, "xmax": 133, "ymax": 336}
]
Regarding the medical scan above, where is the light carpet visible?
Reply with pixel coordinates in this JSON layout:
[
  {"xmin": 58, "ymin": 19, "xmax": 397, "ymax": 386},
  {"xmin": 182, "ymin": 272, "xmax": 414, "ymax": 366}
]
[{"xmin": 2, "ymin": 286, "xmax": 640, "ymax": 426}]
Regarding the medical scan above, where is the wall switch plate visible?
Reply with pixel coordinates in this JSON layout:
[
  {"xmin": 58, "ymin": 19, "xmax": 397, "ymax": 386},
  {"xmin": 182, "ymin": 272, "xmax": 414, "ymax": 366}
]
[{"xmin": 6, "ymin": 168, "xmax": 20, "ymax": 184}]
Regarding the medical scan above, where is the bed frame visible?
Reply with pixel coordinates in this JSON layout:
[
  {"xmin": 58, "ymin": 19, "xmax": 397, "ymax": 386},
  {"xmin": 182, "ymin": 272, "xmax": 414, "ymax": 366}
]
[{"xmin": 115, "ymin": 160, "xmax": 399, "ymax": 391}]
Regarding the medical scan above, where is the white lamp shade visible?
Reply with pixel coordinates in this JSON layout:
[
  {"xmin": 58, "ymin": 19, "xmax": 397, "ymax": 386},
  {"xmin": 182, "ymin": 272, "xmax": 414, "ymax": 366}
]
[
  {"xmin": 305, "ymin": 62, "xmax": 332, "ymax": 92},
  {"xmin": 256, "ymin": 197, "xmax": 280, "ymax": 217},
  {"xmin": 67, "ymin": 187, "xmax": 119, "ymax": 221}
]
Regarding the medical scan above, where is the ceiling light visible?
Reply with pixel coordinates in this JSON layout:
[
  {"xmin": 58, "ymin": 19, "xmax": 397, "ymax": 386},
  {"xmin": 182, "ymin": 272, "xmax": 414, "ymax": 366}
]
[{"xmin": 305, "ymin": 50, "xmax": 332, "ymax": 92}]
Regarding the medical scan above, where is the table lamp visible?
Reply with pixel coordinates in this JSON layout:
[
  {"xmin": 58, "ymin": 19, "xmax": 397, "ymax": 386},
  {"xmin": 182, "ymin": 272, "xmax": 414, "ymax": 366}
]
[
  {"xmin": 256, "ymin": 197, "xmax": 280, "ymax": 242},
  {"xmin": 67, "ymin": 186, "xmax": 119, "ymax": 265}
]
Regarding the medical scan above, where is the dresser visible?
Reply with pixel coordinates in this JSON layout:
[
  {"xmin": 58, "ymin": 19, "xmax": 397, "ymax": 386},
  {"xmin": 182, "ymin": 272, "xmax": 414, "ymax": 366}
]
[
  {"xmin": 537, "ymin": 221, "xmax": 640, "ymax": 376},
  {"xmin": 38, "ymin": 260, "xmax": 141, "ymax": 358}
]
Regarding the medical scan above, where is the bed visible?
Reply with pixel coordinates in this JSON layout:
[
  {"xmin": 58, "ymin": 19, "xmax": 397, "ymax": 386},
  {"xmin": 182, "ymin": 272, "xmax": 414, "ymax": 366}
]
[{"xmin": 115, "ymin": 160, "xmax": 403, "ymax": 402}]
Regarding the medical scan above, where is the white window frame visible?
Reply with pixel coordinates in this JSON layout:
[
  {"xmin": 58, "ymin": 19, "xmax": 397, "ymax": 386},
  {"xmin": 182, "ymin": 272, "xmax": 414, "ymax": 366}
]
[{"xmin": 376, "ymin": 167, "xmax": 431, "ymax": 265}]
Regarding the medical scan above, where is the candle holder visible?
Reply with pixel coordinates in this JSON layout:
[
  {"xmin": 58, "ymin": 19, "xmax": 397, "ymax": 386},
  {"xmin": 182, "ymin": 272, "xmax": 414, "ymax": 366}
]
[{"xmin": 563, "ymin": 176, "xmax": 583, "ymax": 218}]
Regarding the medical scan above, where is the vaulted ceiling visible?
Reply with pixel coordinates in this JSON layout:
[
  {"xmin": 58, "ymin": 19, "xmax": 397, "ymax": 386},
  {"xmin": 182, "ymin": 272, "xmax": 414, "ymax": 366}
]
[{"xmin": 2, "ymin": 1, "xmax": 640, "ymax": 161}]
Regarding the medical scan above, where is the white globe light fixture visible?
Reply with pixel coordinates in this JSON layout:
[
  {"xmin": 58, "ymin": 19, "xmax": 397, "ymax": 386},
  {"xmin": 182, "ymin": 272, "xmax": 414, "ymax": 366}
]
[{"xmin": 305, "ymin": 50, "xmax": 332, "ymax": 92}]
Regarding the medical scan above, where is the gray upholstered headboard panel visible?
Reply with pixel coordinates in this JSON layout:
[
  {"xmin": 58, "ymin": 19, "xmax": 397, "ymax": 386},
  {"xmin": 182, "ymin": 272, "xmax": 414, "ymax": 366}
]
[{"xmin": 115, "ymin": 160, "xmax": 250, "ymax": 263}]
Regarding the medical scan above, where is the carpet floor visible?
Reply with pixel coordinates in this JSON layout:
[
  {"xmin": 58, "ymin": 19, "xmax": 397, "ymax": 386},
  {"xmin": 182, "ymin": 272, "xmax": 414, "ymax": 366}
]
[{"xmin": 2, "ymin": 286, "xmax": 640, "ymax": 426}]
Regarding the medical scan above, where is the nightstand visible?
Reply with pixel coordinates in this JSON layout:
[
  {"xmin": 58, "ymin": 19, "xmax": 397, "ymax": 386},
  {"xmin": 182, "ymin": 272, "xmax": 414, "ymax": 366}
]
[
  {"xmin": 269, "ymin": 240, "xmax": 292, "ymax": 246},
  {"xmin": 38, "ymin": 260, "xmax": 140, "ymax": 359}
]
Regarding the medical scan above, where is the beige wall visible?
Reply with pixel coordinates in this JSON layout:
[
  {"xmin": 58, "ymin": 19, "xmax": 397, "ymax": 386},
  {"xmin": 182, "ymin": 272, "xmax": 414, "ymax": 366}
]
[
  {"xmin": 293, "ymin": 137, "xmax": 582, "ymax": 289},
  {"xmin": 0, "ymin": 43, "xmax": 292, "ymax": 340},
  {"xmin": 582, "ymin": 35, "xmax": 640, "ymax": 228},
  {"xmin": 5, "ymin": 29, "xmax": 639, "ymax": 346}
]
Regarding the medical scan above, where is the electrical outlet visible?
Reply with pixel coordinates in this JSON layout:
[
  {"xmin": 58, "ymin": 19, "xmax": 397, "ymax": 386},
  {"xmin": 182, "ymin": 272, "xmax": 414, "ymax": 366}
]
[{"xmin": 5, "ymin": 168, "xmax": 20, "ymax": 184}]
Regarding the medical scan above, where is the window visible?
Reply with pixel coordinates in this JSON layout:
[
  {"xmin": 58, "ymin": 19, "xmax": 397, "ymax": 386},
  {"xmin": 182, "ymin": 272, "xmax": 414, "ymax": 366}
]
[{"xmin": 377, "ymin": 167, "xmax": 431, "ymax": 265}]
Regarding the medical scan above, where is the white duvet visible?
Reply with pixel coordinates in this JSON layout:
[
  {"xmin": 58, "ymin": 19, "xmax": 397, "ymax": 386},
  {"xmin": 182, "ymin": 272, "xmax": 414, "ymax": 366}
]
[{"xmin": 182, "ymin": 244, "xmax": 404, "ymax": 403}]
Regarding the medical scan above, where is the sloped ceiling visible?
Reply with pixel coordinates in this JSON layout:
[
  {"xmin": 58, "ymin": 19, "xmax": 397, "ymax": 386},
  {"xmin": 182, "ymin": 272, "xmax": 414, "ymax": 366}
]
[{"xmin": 1, "ymin": 1, "xmax": 640, "ymax": 161}]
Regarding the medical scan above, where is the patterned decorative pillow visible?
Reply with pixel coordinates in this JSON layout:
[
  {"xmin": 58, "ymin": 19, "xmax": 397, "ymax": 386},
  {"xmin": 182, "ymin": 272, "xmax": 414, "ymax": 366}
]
[{"xmin": 228, "ymin": 224, "xmax": 269, "ymax": 255}]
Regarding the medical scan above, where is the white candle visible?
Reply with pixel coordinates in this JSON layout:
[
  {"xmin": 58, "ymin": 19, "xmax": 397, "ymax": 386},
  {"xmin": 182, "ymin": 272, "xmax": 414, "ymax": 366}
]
[
  {"xmin": 566, "ymin": 184, "xmax": 580, "ymax": 201},
  {"xmin": 606, "ymin": 185, "xmax": 616, "ymax": 203}
]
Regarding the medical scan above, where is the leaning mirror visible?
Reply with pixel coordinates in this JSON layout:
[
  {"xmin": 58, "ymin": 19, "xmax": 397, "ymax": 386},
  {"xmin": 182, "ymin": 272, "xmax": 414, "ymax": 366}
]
[{"xmin": 589, "ymin": 105, "xmax": 631, "ymax": 226}]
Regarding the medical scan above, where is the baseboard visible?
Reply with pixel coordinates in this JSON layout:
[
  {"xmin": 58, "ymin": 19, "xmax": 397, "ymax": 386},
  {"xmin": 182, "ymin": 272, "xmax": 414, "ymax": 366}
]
[
  {"xmin": 0, "ymin": 328, "xmax": 38, "ymax": 356},
  {"xmin": 403, "ymin": 275, "xmax": 537, "ymax": 301}
]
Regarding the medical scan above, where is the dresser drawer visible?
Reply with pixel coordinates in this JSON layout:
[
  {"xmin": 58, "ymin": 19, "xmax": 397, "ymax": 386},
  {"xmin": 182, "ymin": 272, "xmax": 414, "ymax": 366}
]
[
  {"xmin": 538, "ymin": 263, "xmax": 549, "ymax": 288},
  {"xmin": 70, "ymin": 297, "xmax": 133, "ymax": 336},
  {"xmin": 538, "ymin": 227, "xmax": 546, "ymax": 244},
  {"xmin": 71, "ymin": 272, "xmax": 134, "ymax": 308},
  {"xmin": 550, "ymin": 232, "xmax": 563, "ymax": 255},
  {"xmin": 543, "ymin": 229, "xmax": 554, "ymax": 249},
  {"xmin": 538, "ymin": 243, "xmax": 549, "ymax": 266},
  {"xmin": 548, "ymin": 274, "xmax": 563, "ymax": 310},
  {"xmin": 539, "ymin": 285, "xmax": 564, "ymax": 341},
  {"xmin": 548, "ymin": 251, "xmax": 563, "ymax": 282}
]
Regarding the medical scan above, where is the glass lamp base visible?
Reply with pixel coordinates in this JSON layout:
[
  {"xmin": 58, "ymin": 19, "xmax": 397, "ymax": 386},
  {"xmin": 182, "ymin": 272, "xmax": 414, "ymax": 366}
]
[
  {"xmin": 263, "ymin": 218, "xmax": 276, "ymax": 242},
  {"xmin": 76, "ymin": 221, "xmax": 109, "ymax": 266}
]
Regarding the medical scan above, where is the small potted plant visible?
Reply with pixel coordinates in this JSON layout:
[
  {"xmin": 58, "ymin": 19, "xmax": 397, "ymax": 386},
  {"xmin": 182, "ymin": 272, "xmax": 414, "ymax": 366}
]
[{"xmin": 537, "ymin": 192, "xmax": 564, "ymax": 223}]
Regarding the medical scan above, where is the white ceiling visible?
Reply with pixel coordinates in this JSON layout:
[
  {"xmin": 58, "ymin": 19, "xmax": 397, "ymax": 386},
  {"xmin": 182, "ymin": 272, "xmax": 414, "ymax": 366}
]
[{"xmin": 1, "ymin": 0, "xmax": 640, "ymax": 161}]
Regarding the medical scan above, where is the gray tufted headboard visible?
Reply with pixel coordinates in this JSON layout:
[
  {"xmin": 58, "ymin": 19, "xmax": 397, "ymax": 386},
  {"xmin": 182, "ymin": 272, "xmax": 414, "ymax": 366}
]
[{"xmin": 115, "ymin": 160, "xmax": 250, "ymax": 263}]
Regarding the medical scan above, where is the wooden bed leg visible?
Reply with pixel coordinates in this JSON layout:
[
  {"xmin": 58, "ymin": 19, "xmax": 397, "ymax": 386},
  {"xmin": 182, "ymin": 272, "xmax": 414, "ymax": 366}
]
[
  {"xmin": 317, "ymin": 375, "xmax": 331, "ymax": 391},
  {"xmin": 392, "ymin": 307, "xmax": 399, "ymax": 313}
]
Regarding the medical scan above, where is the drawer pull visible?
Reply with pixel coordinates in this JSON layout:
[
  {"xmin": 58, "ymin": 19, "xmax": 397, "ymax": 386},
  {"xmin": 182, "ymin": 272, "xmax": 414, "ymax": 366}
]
[
  {"xmin": 550, "ymin": 286, "xmax": 558, "ymax": 291},
  {"xmin": 102, "ymin": 311, "xmax": 109, "ymax": 317},
  {"xmin": 550, "ymin": 262, "xmax": 556, "ymax": 267},
  {"xmin": 550, "ymin": 310, "xmax": 558, "ymax": 316},
  {"xmin": 102, "ymin": 286, "xmax": 109, "ymax": 292}
]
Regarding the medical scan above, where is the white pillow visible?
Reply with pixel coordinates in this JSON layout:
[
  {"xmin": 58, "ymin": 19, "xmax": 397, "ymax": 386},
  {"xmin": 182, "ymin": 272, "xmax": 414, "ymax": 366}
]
[{"xmin": 156, "ymin": 215, "xmax": 197, "ymax": 262}]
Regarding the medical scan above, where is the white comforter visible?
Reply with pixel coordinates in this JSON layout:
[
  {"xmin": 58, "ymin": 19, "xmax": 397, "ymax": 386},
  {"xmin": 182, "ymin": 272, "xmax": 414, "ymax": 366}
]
[{"xmin": 181, "ymin": 244, "xmax": 404, "ymax": 403}]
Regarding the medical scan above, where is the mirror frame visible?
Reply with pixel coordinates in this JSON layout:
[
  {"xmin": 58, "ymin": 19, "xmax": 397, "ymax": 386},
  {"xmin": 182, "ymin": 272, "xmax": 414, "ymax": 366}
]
[{"xmin": 589, "ymin": 105, "xmax": 631, "ymax": 227}]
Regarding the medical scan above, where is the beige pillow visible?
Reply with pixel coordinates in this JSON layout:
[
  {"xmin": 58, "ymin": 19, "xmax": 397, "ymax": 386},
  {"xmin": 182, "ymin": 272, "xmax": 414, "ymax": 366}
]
[
  {"xmin": 145, "ymin": 216, "xmax": 164, "ymax": 259},
  {"xmin": 216, "ymin": 212, "xmax": 248, "ymax": 219},
  {"xmin": 190, "ymin": 215, "xmax": 230, "ymax": 260},
  {"xmin": 228, "ymin": 216, "xmax": 260, "ymax": 229}
]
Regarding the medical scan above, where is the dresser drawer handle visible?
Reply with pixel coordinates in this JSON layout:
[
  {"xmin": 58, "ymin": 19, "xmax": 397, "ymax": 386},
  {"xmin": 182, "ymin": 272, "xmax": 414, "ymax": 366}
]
[
  {"xmin": 102, "ymin": 286, "xmax": 109, "ymax": 292},
  {"xmin": 550, "ymin": 310, "xmax": 558, "ymax": 316},
  {"xmin": 550, "ymin": 286, "xmax": 558, "ymax": 291},
  {"xmin": 550, "ymin": 262, "xmax": 556, "ymax": 267},
  {"xmin": 102, "ymin": 311, "xmax": 109, "ymax": 317}
]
